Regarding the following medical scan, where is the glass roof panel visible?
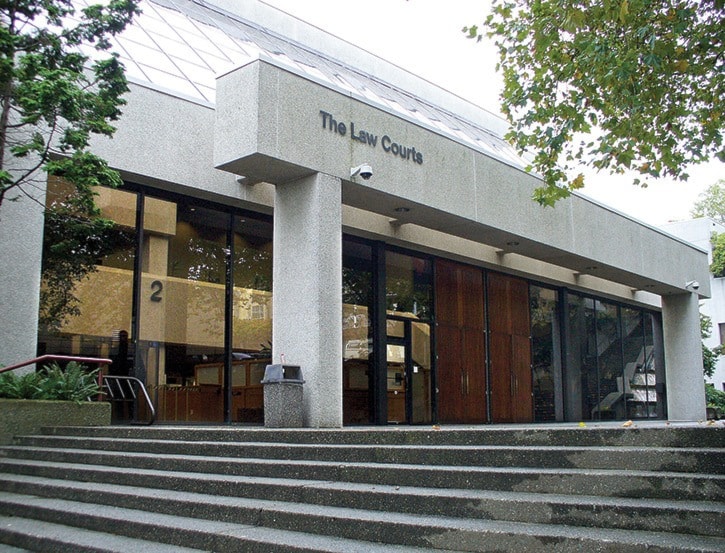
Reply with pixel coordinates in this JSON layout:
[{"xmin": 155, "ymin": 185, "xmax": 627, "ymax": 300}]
[{"xmin": 89, "ymin": 0, "xmax": 524, "ymax": 169}]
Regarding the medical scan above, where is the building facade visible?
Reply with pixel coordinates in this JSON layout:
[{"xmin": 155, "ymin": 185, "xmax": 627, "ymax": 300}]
[
  {"xmin": 0, "ymin": 0, "xmax": 710, "ymax": 426},
  {"xmin": 663, "ymin": 218, "xmax": 725, "ymax": 393}
]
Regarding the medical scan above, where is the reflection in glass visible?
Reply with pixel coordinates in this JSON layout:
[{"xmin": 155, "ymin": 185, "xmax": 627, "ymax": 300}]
[
  {"xmin": 139, "ymin": 201, "xmax": 274, "ymax": 423},
  {"xmin": 385, "ymin": 251, "xmax": 432, "ymax": 424},
  {"xmin": 342, "ymin": 239, "xmax": 374, "ymax": 424},
  {"xmin": 411, "ymin": 321, "xmax": 432, "ymax": 424},
  {"xmin": 530, "ymin": 286, "xmax": 561, "ymax": 421},
  {"xmin": 386, "ymin": 251, "xmax": 432, "ymax": 320},
  {"xmin": 593, "ymin": 301, "xmax": 623, "ymax": 420},
  {"xmin": 565, "ymin": 293, "xmax": 662, "ymax": 422},
  {"xmin": 37, "ymin": 179, "xmax": 137, "ymax": 380}
]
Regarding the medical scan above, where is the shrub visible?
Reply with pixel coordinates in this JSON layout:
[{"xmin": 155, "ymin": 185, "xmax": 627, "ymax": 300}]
[
  {"xmin": 0, "ymin": 362, "xmax": 101, "ymax": 403},
  {"xmin": 705, "ymin": 383, "xmax": 725, "ymax": 414}
]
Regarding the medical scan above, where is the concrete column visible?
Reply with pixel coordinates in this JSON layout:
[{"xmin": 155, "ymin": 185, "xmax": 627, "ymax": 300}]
[
  {"xmin": 0, "ymin": 174, "xmax": 45, "ymax": 370},
  {"xmin": 661, "ymin": 292, "xmax": 707, "ymax": 421},
  {"xmin": 272, "ymin": 172, "xmax": 342, "ymax": 428}
]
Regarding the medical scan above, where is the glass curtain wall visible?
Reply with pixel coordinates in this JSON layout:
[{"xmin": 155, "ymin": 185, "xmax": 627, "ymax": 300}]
[
  {"xmin": 530, "ymin": 286, "xmax": 562, "ymax": 422},
  {"xmin": 37, "ymin": 182, "xmax": 273, "ymax": 424},
  {"xmin": 37, "ymin": 177, "xmax": 137, "ymax": 380},
  {"xmin": 139, "ymin": 196, "xmax": 273, "ymax": 423},
  {"xmin": 564, "ymin": 293, "xmax": 662, "ymax": 421},
  {"xmin": 342, "ymin": 239, "xmax": 374, "ymax": 424}
]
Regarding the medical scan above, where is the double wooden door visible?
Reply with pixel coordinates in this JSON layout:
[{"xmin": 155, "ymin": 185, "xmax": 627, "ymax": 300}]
[
  {"xmin": 435, "ymin": 260, "xmax": 532, "ymax": 423},
  {"xmin": 487, "ymin": 272, "xmax": 533, "ymax": 423},
  {"xmin": 435, "ymin": 260, "xmax": 487, "ymax": 423}
]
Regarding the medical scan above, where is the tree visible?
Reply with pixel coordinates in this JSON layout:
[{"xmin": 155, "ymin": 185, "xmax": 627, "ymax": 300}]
[
  {"xmin": 691, "ymin": 179, "xmax": 725, "ymax": 224},
  {"xmin": 1, "ymin": 0, "xmax": 140, "ymax": 330},
  {"xmin": 700, "ymin": 312, "xmax": 720, "ymax": 379},
  {"xmin": 0, "ymin": 0, "xmax": 140, "ymax": 212},
  {"xmin": 465, "ymin": 0, "xmax": 724, "ymax": 206}
]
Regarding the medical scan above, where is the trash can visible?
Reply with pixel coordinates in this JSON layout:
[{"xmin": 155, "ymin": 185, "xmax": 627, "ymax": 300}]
[{"xmin": 261, "ymin": 364, "xmax": 304, "ymax": 428}]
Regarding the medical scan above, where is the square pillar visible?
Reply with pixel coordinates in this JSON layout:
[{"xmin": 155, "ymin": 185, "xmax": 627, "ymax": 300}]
[
  {"xmin": 0, "ymin": 171, "xmax": 45, "ymax": 369},
  {"xmin": 661, "ymin": 292, "xmax": 707, "ymax": 421},
  {"xmin": 272, "ymin": 172, "xmax": 342, "ymax": 427}
]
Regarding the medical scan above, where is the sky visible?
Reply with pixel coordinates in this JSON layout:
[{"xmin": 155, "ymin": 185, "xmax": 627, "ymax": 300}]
[{"xmin": 261, "ymin": 0, "xmax": 723, "ymax": 227}]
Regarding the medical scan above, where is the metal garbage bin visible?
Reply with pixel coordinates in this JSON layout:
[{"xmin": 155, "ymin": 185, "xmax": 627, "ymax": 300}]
[{"xmin": 261, "ymin": 364, "xmax": 304, "ymax": 428}]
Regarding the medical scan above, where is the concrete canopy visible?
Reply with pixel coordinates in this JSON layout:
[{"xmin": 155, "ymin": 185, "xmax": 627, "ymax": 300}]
[{"xmin": 214, "ymin": 58, "xmax": 710, "ymax": 300}]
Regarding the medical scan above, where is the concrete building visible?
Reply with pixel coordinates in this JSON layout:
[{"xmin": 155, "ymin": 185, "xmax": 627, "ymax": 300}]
[
  {"xmin": 662, "ymin": 218, "xmax": 725, "ymax": 392},
  {"xmin": 0, "ymin": 0, "xmax": 710, "ymax": 426}
]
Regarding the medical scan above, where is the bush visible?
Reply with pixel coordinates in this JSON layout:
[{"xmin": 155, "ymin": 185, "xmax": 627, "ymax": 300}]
[
  {"xmin": 705, "ymin": 383, "xmax": 725, "ymax": 413},
  {"xmin": 0, "ymin": 362, "xmax": 101, "ymax": 403}
]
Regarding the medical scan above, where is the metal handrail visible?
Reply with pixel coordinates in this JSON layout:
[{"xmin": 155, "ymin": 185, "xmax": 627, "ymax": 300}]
[
  {"xmin": 101, "ymin": 375, "xmax": 156, "ymax": 425},
  {"xmin": 0, "ymin": 354, "xmax": 112, "ymax": 374},
  {"xmin": 1, "ymin": 354, "xmax": 155, "ymax": 425}
]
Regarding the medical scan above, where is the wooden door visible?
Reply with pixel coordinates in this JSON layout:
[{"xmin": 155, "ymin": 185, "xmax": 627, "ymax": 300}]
[
  {"xmin": 435, "ymin": 260, "xmax": 487, "ymax": 423},
  {"xmin": 488, "ymin": 272, "xmax": 533, "ymax": 423}
]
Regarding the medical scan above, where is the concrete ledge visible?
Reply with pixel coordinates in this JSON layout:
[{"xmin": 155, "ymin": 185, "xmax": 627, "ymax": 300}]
[{"xmin": 0, "ymin": 399, "xmax": 110, "ymax": 445}]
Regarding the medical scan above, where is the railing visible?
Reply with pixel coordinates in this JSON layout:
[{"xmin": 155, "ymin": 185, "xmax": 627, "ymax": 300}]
[
  {"xmin": 101, "ymin": 375, "xmax": 156, "ymax": 425},
  {"xmin": 0, "ymin": 354, "xmax": 112, "ymax": 374},
  {"xmin": 1, "ymin": 354, "xmax": 156, "ymax": 425}
]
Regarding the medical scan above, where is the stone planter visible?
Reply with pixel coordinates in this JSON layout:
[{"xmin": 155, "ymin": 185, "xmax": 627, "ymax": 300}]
[{"xmin": 0, "ymin": 399, "xmax": 111, "ymax": 445}]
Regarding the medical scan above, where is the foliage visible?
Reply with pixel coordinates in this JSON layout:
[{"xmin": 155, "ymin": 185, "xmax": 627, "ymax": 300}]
[
  {"xmin": 466, "ymin": 0, "xmax": 725, "ymax": 206},
  {"xmin": 0, "ymin": 0, "xmax": 140, "ymax": 210},
  {"xmin": 700, "ymin": 312, "xmax": 721, "ymax": 378},
  {"xmin": 691, "ymin": 179, "xmax": 725, "ymax": 224},
  {"xmin": 710, "ymin": 232, "xmax": 725, "ymax": 278},
  {"xmin": 0, "ymin": 369, "xmax": 43, "ymax": 399},
  {"xmin": 705, "ymin": 383, "xmax": 725, "ymax": 412},
  {"xmin": 0, "ymin": 362, "xmax": 101, "ymax": 402}
]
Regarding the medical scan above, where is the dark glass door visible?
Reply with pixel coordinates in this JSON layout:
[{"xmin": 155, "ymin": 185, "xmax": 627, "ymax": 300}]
[{"xmin": 387, "ymin": 316, "xmax": 432, "ymax": 424}]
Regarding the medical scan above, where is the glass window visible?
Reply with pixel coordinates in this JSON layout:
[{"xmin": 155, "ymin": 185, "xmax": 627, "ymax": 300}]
[
  {"xmin": 593, "ymin": 301, "xmax": 623, "ymax": 420},
  {"xmin": 37, "ymin": 178, "xmax": 137, "ymax": 373},
  {"xmin": 564, "ymin": 294, "xmax": 596, "ymax": 421},
  {"xmin": 530, "ymin": 286, "xmax": 562, "ymax": 422},
  {"xmin": 342, "ymin": 239, "xmax": 374, "ymax": 424},
  {"xmin": 386, "ymin": 251, "xmax": 432, "ymax": 320}
]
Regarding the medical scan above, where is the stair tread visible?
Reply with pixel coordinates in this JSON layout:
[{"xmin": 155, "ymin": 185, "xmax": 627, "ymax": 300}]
[
  {"xmin": 3, "ymin": 445, "xmax": 723, "ymax": 479},
  {"xmin": 13, "ymin": 435, "xmax": 725, "ymax": 452},
  {"xmin": 0, "ymin": 490, "xmax": 723, "ymax": 552},
  {"xmin": 0, "ymin": 460, "xmax": 722, "ymax": 513},
  {"xmin": 0, "ymin": 493, "xmax": 452, "ymax": 552},
  {"xmin": 0, "ymin": 514, "xmax": 206, "ymax": 552}
]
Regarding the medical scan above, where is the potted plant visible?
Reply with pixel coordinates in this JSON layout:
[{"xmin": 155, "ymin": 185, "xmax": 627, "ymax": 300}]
[{"xmin": 0, "ymin": 362, "xmax": 111, "ymax": 444}]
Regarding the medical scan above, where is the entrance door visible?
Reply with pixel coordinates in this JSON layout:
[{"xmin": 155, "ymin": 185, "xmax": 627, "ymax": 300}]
[
  {"xmin": 387, "ymin": 317, "xmax": 433, "ymax": 424},
  {"xmin": 488, "ymin": 272, "xmax": 533, "ymax": 423},
  {"xmin": 435, "ymin": 260, "xmax": 487, "ymax": 423}
]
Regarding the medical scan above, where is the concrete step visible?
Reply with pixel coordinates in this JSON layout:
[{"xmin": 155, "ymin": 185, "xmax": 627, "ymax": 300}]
[
  {"xmin": 0, "ymin": 493, "xmax": 440, "ymax": 553},
  {"xmin": 0, "ymin": 490, "xmax": 723, "ymax": 553},
  {"xmin": 40, "ymin": 423, "xmax": 725, "ymax": 448},
  {"xmin": 0, "ymin": 515, "xmax": 206, "ymax": 552},
  {"xmin": 0, "ymin": 464, "xmax": 722, "ymax": 538},
  {"xmin": 11, "ymin": 435, "xmax": 724, "ymax": 474},
  {"xmin": 2, "ymin": 444, "xmax": 722, "ymax": 502}
]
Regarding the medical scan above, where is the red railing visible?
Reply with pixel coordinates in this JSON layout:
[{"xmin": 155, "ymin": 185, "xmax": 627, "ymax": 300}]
[
  {"xmin": 0, "ymin": 354, "xmax": 112, "ymax": 374},
  {"xmin": 1, "ymin": 354, "xmax": 155, "ymax": 425}
]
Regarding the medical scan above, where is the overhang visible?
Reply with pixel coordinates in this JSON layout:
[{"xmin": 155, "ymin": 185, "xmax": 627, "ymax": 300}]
[{"xmin": 214, "ymin": 58, "xmax": 710, "ymax": 298}]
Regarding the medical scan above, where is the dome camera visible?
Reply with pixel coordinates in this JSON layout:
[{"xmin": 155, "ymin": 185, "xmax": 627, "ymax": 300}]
[{"xmin": 351, "ymin": 164, "xmax": 373, "ymax": 180}]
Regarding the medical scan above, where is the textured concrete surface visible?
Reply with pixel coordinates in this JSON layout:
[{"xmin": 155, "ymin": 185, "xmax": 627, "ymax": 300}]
[
  {"xmin": 0, "ymin": 400, "xmax": 111, "ymax": 445},
  {"xmin": 272, "ymin": 173, "xmax": 343, "ymax": 428},
  {"xmin": 0, "ymin": 423, "xmax": 723, "ymax": 551}
]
